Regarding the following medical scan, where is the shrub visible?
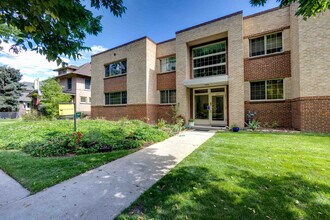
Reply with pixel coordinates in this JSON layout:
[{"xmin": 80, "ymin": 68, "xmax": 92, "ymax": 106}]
[
  {"xmin": 22, "ymin": 110, "xmax": 46, "ymax": 121},
  {"xmin": 272, "ymin": 121, "xmax": 279, "ymax": 129},
  {"xmin": 23, "ymin": 136, "xmax": 70, "ymax": 157},
  {"xmin": 249, "ymin": 120, "xmax": 260, "ymax": 131}
]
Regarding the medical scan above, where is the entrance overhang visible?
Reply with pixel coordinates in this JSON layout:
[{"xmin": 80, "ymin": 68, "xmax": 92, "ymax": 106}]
[{"xmin": 184, "ymin": 75, "xmax": 228, "ymax": 88}]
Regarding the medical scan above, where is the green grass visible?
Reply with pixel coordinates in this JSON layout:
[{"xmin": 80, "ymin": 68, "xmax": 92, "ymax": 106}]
[
  {"xmin": 0, "ymin": 149, "xmax": 137, "ymax": 193},
  {"xmin": 0, "ymin": 119, "xmax": 171, "ymax": 193},
  {"xmin": 118, "ymin": 132, "xmax": 330, "ymax": 220}
]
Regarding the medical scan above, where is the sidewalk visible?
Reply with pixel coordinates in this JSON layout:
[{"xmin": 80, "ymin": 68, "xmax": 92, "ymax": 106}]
[
  {"xmin": 0, "ymin": 130, "xmax": 215, "ymax": 220},
  {"xmin": 0, "ymin": 170, "xmax": 30, "ymax": 208}
]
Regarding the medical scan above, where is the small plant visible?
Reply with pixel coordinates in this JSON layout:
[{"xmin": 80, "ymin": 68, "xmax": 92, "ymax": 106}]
[
  {"xmin": 247, "ymin": 111, "xmax": 257, "ymax": 125},
  {"xmin": 249, "ymin": 120, "xmax": 260, "ymax": 131},
  {"xmin": 22, "ymin": 110, "xmax": 46, "ymax": 121},
  {"xmin": 157, "ymin": 119, "xmax": 166, "ymax": 128},
  {"xmin": 188, "ymin": 119, "xmax": 195, "ymax": 127},
  {"xmin": 263, "ymin": 122, "xmax": 270, "ymax": 128},
  {"xmin": 272, "ymin": 121, "xmax": 279, "ymax": 129}
]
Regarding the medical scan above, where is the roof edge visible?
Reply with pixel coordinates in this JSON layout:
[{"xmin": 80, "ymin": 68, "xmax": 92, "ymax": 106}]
[
  {"xmin": 92, "ymin": 36, "xmax": 155, "ymax": 57},
  {"xmin": 243, "ymin": 6, "xmax": 288, "ymax": 19},
  {"xmin": 157, "ymin": 38, "xmax": 176, "ymax": 45},
  {"xmin": 176, "ymin": 10, "xmax": 243, "ymax": 34}
]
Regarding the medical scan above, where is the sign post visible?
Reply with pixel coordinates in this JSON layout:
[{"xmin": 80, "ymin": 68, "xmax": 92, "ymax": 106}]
[{"xmin": 59, "ymin": 103, "xmax": 76, "ymax": 131}]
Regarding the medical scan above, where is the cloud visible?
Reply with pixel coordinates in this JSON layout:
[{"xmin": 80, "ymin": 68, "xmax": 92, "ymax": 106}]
[{"xmin": 0, "ymin": 43, "xmax": 107, "ymax": 82}]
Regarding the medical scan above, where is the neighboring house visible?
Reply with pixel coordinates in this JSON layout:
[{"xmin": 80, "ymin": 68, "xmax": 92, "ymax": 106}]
[
  {"xmin": 91, "ymin": 5, "xmax": 330, "ymax": 132},
  {"xmin": 18, "ymin": 82, "xmax": 34, "ymax": 116},
  {"xmin": 54, "ymin": 63, "xmax": 92, "ymax": 116}
]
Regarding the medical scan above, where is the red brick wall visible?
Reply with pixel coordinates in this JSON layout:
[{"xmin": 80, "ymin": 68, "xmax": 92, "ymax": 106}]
[
  {"xmin": 92, "ymin": 104, "xmax": 173, "ymax": 123},
  {"xmin": 104, "ymin": 75, "xmax": 127, "ymax": 93},
  {"xmin": 291, "ymin": 96, "xmax": 330, "ymax": 132},
  {"xmin": 157, "ymin": 72, "xmax": 176, "ymax": 90},
  {"xmin": 245, "ymin": 100, "xmax": 292, "ymax": 127},
  {"xmin": 244, "ymin": 51, "xmax": 291, "ymax": 81}
]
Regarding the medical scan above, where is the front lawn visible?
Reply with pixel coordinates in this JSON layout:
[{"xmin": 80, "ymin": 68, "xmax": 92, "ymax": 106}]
[
  {"xmin": 0, "ymin": 119, "xmax": 175, "ymax": 193},
  {"xmin": 118, "ymin": 132, "xmax": 330, "ymax": 220}
]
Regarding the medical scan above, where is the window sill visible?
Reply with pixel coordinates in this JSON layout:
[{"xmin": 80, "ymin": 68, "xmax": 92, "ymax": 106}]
[
  {"xmin": 157, "ymin": 71, "xmax": 176, "ymax": 75},
  {"xmin": 248, "ymin": 99, "xmax": 286, "ymax": 103},
  {"xmin": 159, "ymin": 103, "xmax": 176, "ymax": 106},
  {"xmin": 104, "ymin": 104, "xmax": 127, "ymax": 107},
  {"xmin": 104, "ymin": 74, "xmax": 127, "ymax": 80},
  {"xmin": 80, "ymin": 102, "xmax": 91, "ymax": 104},
  {"xmin": 246, "ymin": 51, "xmax": 286, "ymax": 60}
]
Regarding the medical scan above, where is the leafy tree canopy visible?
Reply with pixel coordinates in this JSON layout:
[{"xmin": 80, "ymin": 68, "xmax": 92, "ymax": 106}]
[
  {"xmin": 250, "ymin": 0, "xmax": 330, "ymax": 19},
  {"xmin": 0, "ymin": 65, "xmax": 22, "ymax": 112},
  {"xmin": 40, "ymin": 78, "xmax": 71, "ymax": 119},
  {"xmin": 0, "ymin": 0, "xmax": 126, "ymax": 65}
]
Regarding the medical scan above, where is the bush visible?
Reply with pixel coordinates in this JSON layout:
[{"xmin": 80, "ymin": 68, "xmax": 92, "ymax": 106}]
[
  {"xmin": 249, "ymin": 120, "xmax": 260, "ymax": 131},
  {"xmin": 23, "ymin": 136, "xmax": 70, "ymax": 157},
  {"xmin": 22, "ymin": 111, "xmax": 46, "ymax": 121}
]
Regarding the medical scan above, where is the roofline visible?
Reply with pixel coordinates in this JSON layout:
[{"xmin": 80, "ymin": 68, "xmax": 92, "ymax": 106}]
[
  {"xmin": 176, "ymin": 11, "xmax": 243, "ymax": 34},
  {"xmin": 54, "ymin": 72, "xmax": 91, "ymax": 79},
  {"xmin": 243, "ymin": 6, "xmax": 287, "ymax": 19},
  {"xmin": 91, "ymin": 36, "xmax": 156, "ymax": 57},
  {"xmin": 157, "ymin": 38, "xmax": 176, "ymax": 45}
]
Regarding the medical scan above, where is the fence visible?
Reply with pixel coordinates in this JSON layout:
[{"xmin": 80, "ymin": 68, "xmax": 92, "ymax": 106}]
[{"xmin": 0, "ymin": 112, "xmax": 20, "ymax": 119}]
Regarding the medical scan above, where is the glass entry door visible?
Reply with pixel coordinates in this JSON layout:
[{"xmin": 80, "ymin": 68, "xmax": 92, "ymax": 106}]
[
  {"xmin": 194, "ymin": 87, "xmax": 226, "ymax": 126},
  {"xmin": 211, "ymin": 95, "xmax": 225, "ymax": 123}
]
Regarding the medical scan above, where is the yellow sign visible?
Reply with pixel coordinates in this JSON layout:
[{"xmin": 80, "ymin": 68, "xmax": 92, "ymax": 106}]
[{"xmin": 59, "ymin": 104, "xmax": 74, "ymax": 116}]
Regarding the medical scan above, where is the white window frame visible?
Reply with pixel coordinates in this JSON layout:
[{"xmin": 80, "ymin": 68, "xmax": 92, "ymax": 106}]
[
  {"xmin": 249, "ymin": 32, "xmax": 284, "ymax": 58},
  {"xmin": 249, "ymin": 79, "xmax": 285, "ymax": 101},
  {"xmin": 80, "ymin": 96, "xmax": 87, "ymax": 103},
  {"xmin": 192, "ymin": 41, "xmax": 227, "ymax": 78},
  {"xmin": 104, "ymin": 60, "xmax": 127, "ymax": 78},
  {"xmin": 160, "ymin": 90, "xmax": 176, "ymax": 104},
  {"xmin": 160, "ymin": 56, "xmax": 176, "ymax": 73},
  {"xmin": 104, "ymin": 91, "xmax": 127, "ymax": 106}
]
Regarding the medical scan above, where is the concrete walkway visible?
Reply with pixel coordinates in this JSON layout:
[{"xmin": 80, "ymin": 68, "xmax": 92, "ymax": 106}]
[
  {"xmin": 0, "ymin": 130, "xmax": 215, "ymax": 220},
  {"xmin": 0, "ymin": 170, "xmax": 30, "ymax": 208}
]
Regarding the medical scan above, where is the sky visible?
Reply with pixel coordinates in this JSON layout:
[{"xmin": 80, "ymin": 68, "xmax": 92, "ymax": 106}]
[{"xmin": 0, "ymin": 0, "xmax": 279, "ymax": 82}]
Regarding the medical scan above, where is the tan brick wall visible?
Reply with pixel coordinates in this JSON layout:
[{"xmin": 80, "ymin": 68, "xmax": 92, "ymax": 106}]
[
  {"xmin": 157, "ymin": 72, "xmax": 176, "ymax": 90},
  {"xmin": 156, "ymin": 40, "xmax": 176, "ymax": 58},
  {"xmin": 176, "ymin": 12, "xmax": 244, "ymax": 127},
  {"xmin": 244, "ymin": 52, "xmax": 291, "ymax": 81},
  {"xmin": 104, "ymin": 75, "xmax": 127, "ymax": 93},
  {"xmin": 146, "ymin": 39, "xmax": 158, "ymax": 105},
  {"xmin": 91, "ymin": 38, "xmax": 147, "ymax": 106}
]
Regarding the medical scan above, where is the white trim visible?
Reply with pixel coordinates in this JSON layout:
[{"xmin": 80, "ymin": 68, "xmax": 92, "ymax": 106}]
[
  {"xmin": 249, "ymin": 31, "xmax": 284, "ymax": 58},
  {"xmin": 249, "ymin": 79, "xmax": 285, "ymax": 101},
  {"xmin": 192, "ymin": 40, "xmax": 226, "ymax": 50},
  {"xmin": 193, "ymin": 62, "xmax": 226, "ymax": 70},
  {"xmin": 192, "ymin": 51, "xmax": 226, "ymax": 60}
]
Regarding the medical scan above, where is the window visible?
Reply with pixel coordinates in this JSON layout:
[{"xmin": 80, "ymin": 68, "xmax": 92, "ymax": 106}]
[
  {"xmin": 250, "ymin": 32, "xmax": 283, "ymax": 57},
  {"xmin": 67, "ymin": 78, "xmax": 72, "ymax": 90},
  {"xmin": 80, "ymin": 96, "xmax": 87, "ymax": 103},
  {"xmin": 105, "ymin": 60, "xmax": 127, "ymax": 77},
  {"xmin": 160, "ymin": 57, "xmax": 176, "ymax": 72},
  {"xmin": 160, "ymin": 90, "xmax": 176, "ymax": 104},
  {"xmin": 192, "ymin": 42, "xmax": 226, "ymax": 78},
  {"xmin": 105, "ymin": 91, "xmax": 127, "ymax": 105},
  {"xmin": 89, "ymin": 97, "xmax": 91, "ymax": 103},
  {"xmin": 85, "ymin": 78, "xmax": 91, "ymax": 90},
  {"xmin": 250, "ymin": 79, "xmax": 284, "ymax": 100}
]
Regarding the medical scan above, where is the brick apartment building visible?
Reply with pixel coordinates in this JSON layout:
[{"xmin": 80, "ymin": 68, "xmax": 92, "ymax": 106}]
[{"xmin": 91, "ymin": 5, "xmax": 330, "ymax": 132}]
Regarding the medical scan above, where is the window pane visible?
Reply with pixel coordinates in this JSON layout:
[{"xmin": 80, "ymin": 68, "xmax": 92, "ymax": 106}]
[
  {"xmin": 250, "ymin": 81, "xmax": 266, "ymax": 100},
  {"xmin": 110, "ymin": 92, "xmax": 121, "ymax": 104},
  {"xmin": 193, "ymin": 42, "xmax": 226, "ymax": 57},
  {"xmin": 105, "ymin": 93, "xmax": 110, "ymax": 105},
  {"xmin": 160, "ymin": 91, "xmax": 168, "ymax": 103},
  {"xmin": 266, "ymin": 32, "xmax": 282, "ymax": 54},
  {"xmin": 267, "ymin": 79, "xmax": 283, "ymax": 99},
  {"xmin": 250, "ymin": 37, "xmax": 265, "ymax": 57},
  {"xmin": 121, "ymin": 91, "xmax": 127, "ymax": 104},
  {"xmin": 85, "ymin": 78, "xmax": 91, "ymax": 90},
  {"xmin": 67, "ymin": 78, "xmax": 72, "ymax": 90},
  {"xmin": 169, "ymin": 90, "xmax": 176, "ymax": 103},
  {"xmin": 193, "ymin": 54, "xmax": 226, "ymax": 68},
  {"xmin": 80, "ymin": 96, "xmax": 87, "ymax": 103},
  {"xmin": 105, "ymin": 60, "xmax": 127, "ymax": 77},
  {"xmin": 160, "ymin": 57, "xmax": 176, "ymax": 72},
  {"xmin": 193, "ymin": 65, "xmax": 226, "ymax": 78}
]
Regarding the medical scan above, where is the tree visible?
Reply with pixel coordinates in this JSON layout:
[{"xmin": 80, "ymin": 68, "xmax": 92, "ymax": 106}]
[
  {"xmin": 0, "ymin": 65, "xmax": 22, "ymax": 112},
  {"xmin": 0, "ymin": 0, "xmax": 126, "ymax": 65},
  {"xmin": 250, "ymin": 0, "xmax": 330, "ymax": 19},
  {"xmin": 40, "ymin": 79, "xmax": 71, "ymax": 119}
]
